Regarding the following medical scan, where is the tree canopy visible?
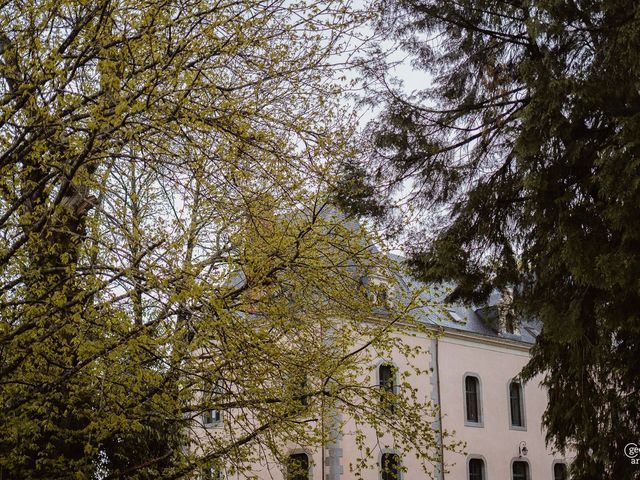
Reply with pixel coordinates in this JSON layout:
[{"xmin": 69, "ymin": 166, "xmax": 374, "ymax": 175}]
[
  {"xmin": 0, "ymin": 0, "xmax": 449, "ymax": 478},
  {"xmin": 339, "ymin": 0, "xmax": 640, "ymax": 477}
]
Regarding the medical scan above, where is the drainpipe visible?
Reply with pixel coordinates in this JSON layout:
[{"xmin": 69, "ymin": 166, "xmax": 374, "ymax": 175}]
[
  {"xmin": 321, "ymin": 407, "xmax": 325, "ymax": 480},
  {"xmin": 435, "ymin": 335, "xmax": 445, "ymax": 479}
]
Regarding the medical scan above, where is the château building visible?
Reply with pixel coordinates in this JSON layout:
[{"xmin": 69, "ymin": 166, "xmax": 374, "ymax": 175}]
[{"xmin": 197, "ymin": 263, "xmax": 572, "ymax": 480}]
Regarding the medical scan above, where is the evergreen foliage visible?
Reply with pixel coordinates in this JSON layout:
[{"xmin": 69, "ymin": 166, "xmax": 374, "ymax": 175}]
[{"xmin": 345, "ymin": 0, "xmax": 640, "ymax": 477}]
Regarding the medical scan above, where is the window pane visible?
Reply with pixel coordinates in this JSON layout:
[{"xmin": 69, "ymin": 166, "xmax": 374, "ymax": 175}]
[
  {"xmin": 554, "ymin": 463, "xmax": 567, "ymax": 480},
  {"xmin": 381, "ymin": 453, "xmax": 400, "ymax": 480},
  {"xmin": 203, "ymin": 379, "xmax": 224, "ymax": 425},
  {"xmin": 512, "ymin": 461, "xmax": 529, "ymax": 480},
  {"xmin": 203, "ymin": 409, "xmax": 221, "ymax": 425},
  {"xmin": 379, "ymin": 365, "xmax": 394, "ymax": 392},
  {"xmin": 379, "ymin": 365, "xmax": 396, "ymax": 414},
  {"xmin": 510, "ymin": 381, "xmax": 523, "ymax": 427},
  {"xmin": 287, "ymin": 453, "xmax": 309, "ymax": 480},
  {"xmin": 468, "ymin": 458, "xmax": 484, "ymax": 480},
  {"xmin": 465, "ymin": 376, "xmax": 479, "ymax": 423}
]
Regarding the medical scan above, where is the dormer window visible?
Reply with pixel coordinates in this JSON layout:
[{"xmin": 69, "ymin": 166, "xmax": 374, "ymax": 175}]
[
  {"xmin": 447, "ymin": 309, "xmax": 466, "ymax": 324},
  {"xmin": 372, "ymin": 283, "xmax": 389, "ymax": 305},
  {"xmin": 475, "ymin": 304, "xmax": 519, "ymax": 335},
  {"xmin": 360, "ymin": 275, "xmax": 394, "ymax": 307}
]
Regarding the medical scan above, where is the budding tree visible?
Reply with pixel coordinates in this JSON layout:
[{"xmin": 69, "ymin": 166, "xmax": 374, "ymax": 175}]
[{"xmin": 0, "ymin": 1, "xmax": 452, "ymax": 478}]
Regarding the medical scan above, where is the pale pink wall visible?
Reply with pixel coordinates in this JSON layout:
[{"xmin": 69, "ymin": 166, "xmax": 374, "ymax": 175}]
[
  {"xmin": 218, "ymin": 329, "xmax": 436, "ymax": 480},
  {"xmin": 208, "ymin": 329, "xmax": 572, "ymax": 480},
  {"xmin": 438, "ymin": 334, "xmax": 569, "ymax": 479},
  {"xmin": 338, "ymin": 329, "xmax": 437, "ymax": 480}
]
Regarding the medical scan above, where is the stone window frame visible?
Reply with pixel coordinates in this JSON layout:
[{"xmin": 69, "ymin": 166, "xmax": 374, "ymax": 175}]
[
  {"xmin": 463, "ymin": 372, "xmax": 484, "ymax": 428},
  {"xmin": 507, "ymin": 378, "xmax": 527, "ymax": 431}
]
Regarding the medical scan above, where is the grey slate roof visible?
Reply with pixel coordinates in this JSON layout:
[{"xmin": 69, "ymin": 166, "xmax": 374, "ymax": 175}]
[
  {"xmin": 221, "ymin": 207, "xmax": 541, "ymax": 346},
  {"xmin": 388, "ymin": 255, "xmax": 541, "ymax": 346}
]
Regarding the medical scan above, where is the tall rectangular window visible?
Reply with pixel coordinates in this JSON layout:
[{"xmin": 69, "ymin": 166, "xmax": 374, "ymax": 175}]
[
  {"xmin": 512, "ymin": 461, "xmax": 529, "ymax": 480},
  {"xmin": 379, "ymin": 364, "xmax": 396, "ymax": 414},
  {"xmin": 379, "ymin": 364, "xmax": 394, "ymax": 391},
  {"xmin": 509, "ymin": 380, "xmax": 524, "ymax": 427},
  {"xmin": 286, "ymin": 373, "xmax": 309, "ymax": 409},
  {"xmin": 287, "ymin": 453, "xmax": 309, "ymax": 480},
  {"xmin": 203, "ymin": 379, "xmax": 223, "ymax": 426},
  {"xmin": 464, "ymin": 375, "xmax": 480, "ymax": 424},
  {"xmin": 554, "ymin": 462, "xmax": 567, "ymax": 480},
  {"xmin": 381, "ymin": 453, "xmax": 400, "ymax": 480},
  {"xmin": 468, "ymin": 458, "xmax": 485, "ymax": 480}
]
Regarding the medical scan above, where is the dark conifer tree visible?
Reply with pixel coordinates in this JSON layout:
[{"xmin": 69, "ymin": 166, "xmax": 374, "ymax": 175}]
[{"xmin": 340, "ymin": 1, "xmax": 640, "ymax": 477}]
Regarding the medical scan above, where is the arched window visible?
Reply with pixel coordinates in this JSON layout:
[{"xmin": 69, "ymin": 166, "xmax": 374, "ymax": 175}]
[
  {"xmin": 380, "ymin": 452, "xmax": 400, "ymax": 480},
  {"xmin": 512, "ymin": 460, "xmax": 529, "ymax": 480},
  {"xmin": 287, "ymin": 453, "xmax": 309, "ymax": 480},
  {"xmin": 553, "ymin": 462, "xmax": 568, "ymax": 480},
  {"xmin": 509, "ymin": 380, "xmax": 525, "ymax": 428},
  {"xmin": 468, "ymin": 458, "xmax": 485, "ymax": 480},
  {"xmin": 379, "ymin": 363, "xmax": 396, "ymax": 414},
  {"xmin": 464, "ymin": 375, "xmax": 481, "ymax": 424}
]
